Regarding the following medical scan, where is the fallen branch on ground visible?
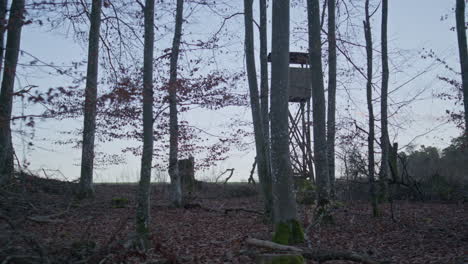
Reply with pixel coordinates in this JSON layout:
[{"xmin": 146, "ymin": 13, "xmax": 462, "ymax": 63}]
[
  {"xmin": 26, "ymin": 201, "xmax": 71, "ymax": 224},
  {"xmin": 184, "ymin": 203, "xmax": 262, "ymax": 217},
  {"xmin": 246, "ymin": 238, "xmax": 303, "ymax": 252},
  {"xmin": 245, "ymin": 237, "xmax": 388, "ymax": 264},
  {"xmin": 224, "ymin": 208, "xmax": 263, "ymax": 216}
]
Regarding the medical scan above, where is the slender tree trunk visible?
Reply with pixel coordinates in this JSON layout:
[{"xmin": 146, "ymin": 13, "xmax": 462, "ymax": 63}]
[
  {"xmin": 455, "ymin": 0, "xmax": 468, "ymax": 134},
  {"xmin": 259, "ymin": 0, "xmax": 273, "ymax": 219},
  {"xmin": 270, "ymin": 0, "xmax": 303, "ymax": 245},
  {"xmin": 136, "ymin": 0, "xmax": 155, "ymax": 250},
  {"xmin": 168, "ymin": 0, "xmax": 183, "ymax": 208},
  {"xmin": 0, "ymin": 0, "xmax": 11, "ymax": 177},
  {"xmin": 364, "ymin": 0, "xmax": 379, "ymax": 217},
  {"xmin": 78, "ymin": 0, "xmax": 102, "ymax": 198},
  {"xmin": 307, "ymin": 0, "xmax": 329, "ymax": 206},
  {"xmin": 0, "ymin": 0, "xmax": 25, "ymax": 185},
  {"xmin": 244, "ymin": 0, "xmax": 272, "ymax": 220},
  {"xmin": 0, "ymin": 0, "xmax": 8, "ymax": 74},
  {"xmin": 379, "ymin": 0, "xmax": 389, "ymax": 202},
  {"xmin": 326, "ymin": 0, "xmax": 336, "ymax": 199}
]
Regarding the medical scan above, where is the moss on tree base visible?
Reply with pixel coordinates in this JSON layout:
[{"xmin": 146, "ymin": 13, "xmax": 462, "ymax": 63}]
[{"xmin": 272, "ymin": 219, "xmax": 304, "ymax": 245}]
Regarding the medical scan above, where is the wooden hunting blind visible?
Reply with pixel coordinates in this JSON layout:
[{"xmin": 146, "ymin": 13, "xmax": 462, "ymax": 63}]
[
  {"xmin": 289, "ymin": 67, "xmax": 311, "ymax": 102},
  {"xmin": 268, "ymin": 52, "xmax": 315, "ymax": 182},
  {"xmin": 268, "ymin": 52, "xmax": 311, "ymax": 102}
]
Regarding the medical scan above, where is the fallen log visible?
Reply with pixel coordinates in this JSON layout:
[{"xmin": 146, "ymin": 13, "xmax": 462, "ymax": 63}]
[{"xmin": 245, "ymin": 238, "xmax": 387, "ymax": 264}]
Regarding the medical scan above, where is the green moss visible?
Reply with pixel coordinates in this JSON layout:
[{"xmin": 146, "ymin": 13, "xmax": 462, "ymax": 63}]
[
  {"xmin": 295, "ymin": 179, "xmax": 316, "ymax": 205},
  {"xmin": 272, "ymin": 222, "xmax": 290, "ymax": 245},
  {"xmin": 289, "ymin": 219, "xmax": 304, "ymax": 244},
  {"xmin": 271, "ymin": 255, "xmax": 304, "ymax": 264},
  {"xmin": 272, "ymin": 219, "xmax": 305, "ymax": 245}
]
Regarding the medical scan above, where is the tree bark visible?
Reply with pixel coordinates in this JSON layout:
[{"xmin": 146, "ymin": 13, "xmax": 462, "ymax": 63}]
[
  {"xmin": 307, "ymin": 0, "xmax": 329, "ymax": 206},
  {"xmin": 259, "ymin": 0, "xmax": 273, "ymax": 220},
  {"xmin": 364, "ymin": 0, "xmax": 379, "ymax": 217},
  {"xmin": 455, "ymin": 0, "xmax": 468, "ymax": 134},
  {"xmin": 78, "ymin": 0, "xmax": 102, "ymax": 199},
  {"xmin": 326, "ymin": 0, "xmax": 336, "ymax": 199},
  {"xmin": 244, "ymin": 0, "xmax": 273, "ymax": 220},
  {"xmin": 0, "ymin": 0, "xmax": 25, "ymax": 185},
  {"xmin": 270, "ymin": 0, "xmax": 301, "ymax": 238},
  {"xmin": 0, "ymin": 0, "xmax": 7, "ymax": 74},
  {"xmin": 379, "ymin": 0, "xmax": 389, "ymax": 201},
  {"xmin": 168, "ymin": 0, "xmax": 184, "ymax": 208},
  {"xmin": 136, "ymin": 0, "xmax": 155, "ymax": 250}
]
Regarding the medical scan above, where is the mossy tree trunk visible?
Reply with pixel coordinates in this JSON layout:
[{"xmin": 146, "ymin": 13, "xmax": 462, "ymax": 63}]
[
  {"xmin": 78, "ymin": 0, "xmax": 102, "ymax": 199},
  {"xmin": 270, "ymin": 0, "xmax": 304, "ymax": 244},
  {"xmin": 135, "ymin": 0, "xmax": 155, "ymax": 250}
]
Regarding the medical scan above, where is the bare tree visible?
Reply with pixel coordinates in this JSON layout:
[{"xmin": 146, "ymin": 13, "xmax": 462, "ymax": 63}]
[
  {"xmin": 244, "ymin": 0, "xmax": 272, "ymax": 220},
  {"xmin": 0, "ymin": 0, "xmax": 25, "ymax": 185},
  {"xmin": 168, "ymin": 0, "xmax": 184, "ymax": 208},
  {"xmin": 259, "ymin": 0, "xmax": 273, "ymax": 219},
  {"xmin": 270, "ymin": 0, "xmax": 303, "ymax": 244},
  {"xmin": 326, "ymin": 0, "xmax": 337, "ymax": 199},
  {"xmin": 455, "ymin": 0, "xmax": 467, "ymax": 134},
  {"xmin": 135, "ymin": 0, "xmax": 155, "ymax": 249},
  {"xmin": 363, "ymin": 0, "xmax": 379, "ymax": 217},
  {"xmin": 78, "ymin": 0, "xmax": 102, "ymax": 198},
  {"xmin": 307, "ymin": 0, "xmax": 329, "ymax": 206},
  {"xmin": 379, "ymin": 0, "xmax": 389, "ymax": 201}
]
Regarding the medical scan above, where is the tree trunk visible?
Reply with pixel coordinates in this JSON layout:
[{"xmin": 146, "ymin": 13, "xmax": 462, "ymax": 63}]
[
  {"xmin": 364, "ymin": 0, "xmax": 379, "ymax": 217},
  {"xmin": 379, "ymin": 0, "xmax": 389, "ymax": 202},
  {"xmin": 326, "ymin": 0, "xmax": 336, "ymax": 199},
  {"xmin": 244, "ymin": 0, "xmax": 273, "ymax": 221},
  {"xmin": 0, "ymin": 0, "xmax": 11, "ymax": 178},
  {"xmin": 455, "ymin": 0, "xmax": 468, "ymax": 134},
  {"xmin": 0, "ymin": 0, "xmax": 7, "ymax": 74},
  {"xmin": 259, "ymin": 0, "xmax": 273, "ymax": 220},
  {"xmin": 307, "ymin": 0, "xmax": 329, "ymax": 206},
  {"xmin": 168, "ymin": 0, "xmax": 184, "ymax": 208},
  {"xmin": 78, "ymin": 0, "xmax": 102, "ymax": 199},
  {"xmin": 135, "ymin": 0, "xmax": 155, "ymax": 250},
  {"xmin": 0, "ymin": 0, "xmax": 25, "ymax": 185},
  {"xmin": 270, "ymin": 0, "xmax": 303, "ymax": 244}
]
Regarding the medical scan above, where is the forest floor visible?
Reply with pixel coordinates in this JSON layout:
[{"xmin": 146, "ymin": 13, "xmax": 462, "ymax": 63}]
[{"xmin": 0, "ymin": 174, "xmax": 467, "ymax": 264}]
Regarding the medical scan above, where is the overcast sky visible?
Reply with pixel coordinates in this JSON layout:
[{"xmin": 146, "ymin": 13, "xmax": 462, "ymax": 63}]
[{"xmin": 11, "ymin": 0, "xmax": 465, "ymax": 183}]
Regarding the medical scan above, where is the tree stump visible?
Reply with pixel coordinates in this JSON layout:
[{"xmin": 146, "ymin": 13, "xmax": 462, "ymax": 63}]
[{"xmin": 178, "ymin": 157, "xmax": 196, "ymax": 193}]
